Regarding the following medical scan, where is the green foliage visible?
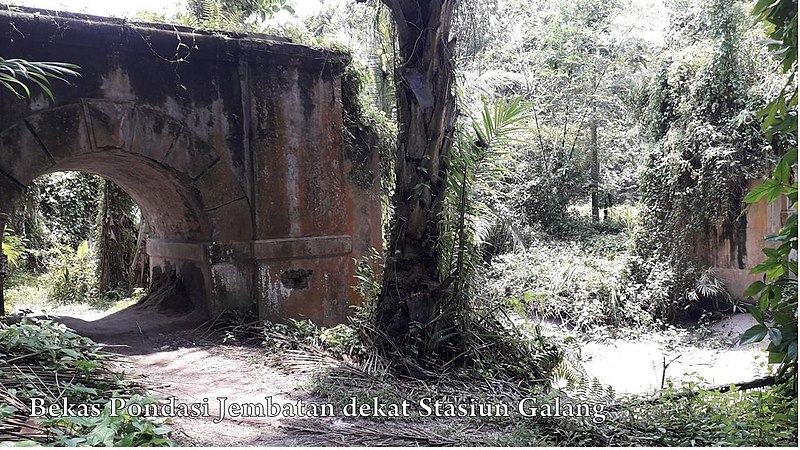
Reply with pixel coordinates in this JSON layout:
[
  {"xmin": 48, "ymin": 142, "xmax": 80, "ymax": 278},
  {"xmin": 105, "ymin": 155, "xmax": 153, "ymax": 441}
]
[
  {"xmin": 39, "ymin": 395, "xmax": 173, "ymax": 447},
  {"xmin": 12, "ymin": 172, "xmax": 101, "ymax": 257},
  {"xmin": 0, "ymin": 317, "xmax": 173, "ymax": 446},
  {"xmin": 0, "ymin": 58, "xmax": 79, "ymax": 99},
  {"xmin": 390, "ymin": 96, "xmax": 537, "ymax": 366},
  {"xmin": 632, "ymin": 0, "xmax": 776, "ymax": 321},
  {"xmin": 352, "ymin": 247, "xmax": 383, "ymax": 304},
  {"xmin": 340, "ymin": 64, "xmax": 397, "ymax": 249},
  {"xmin": 456, "ymin": 0, "xmax": 652, "ymax": 236},
  {"xmin": 44, "ymin": 241, "xmax": 101, "ymax": 305},
  {"xmin": 303, "ymin": 0, "xmax": 396, "ymax": 116},
  {"xmin": 8, "ymin": 173, "xmax": 145, "ymax": 306},
  {"xmin": 341, "ymin": 64, "xmax": 397, "ymax": 193},
  {"xmin": 514, "ymin": 144, "xmax": 589, "ymax": 234},
  {"xmin": 261, "ymin": 318, "xmax": 361, "ymax": 358},
  {"xmin": 0, "ymin": 316, "xmax": 103, "ymax": 367},
  {"xmin": 1, "ymin": 229, "xmax": 26, "ymax": 270},
  {"xmin": 171, "ymin": 0, "xmax": 294, "ymax": 31},
  {"xmin": 622, "ymin": 381, "xmax": 797, "ymax": 446},
  {"xmin": 753, "ymin": 0, "xmax": 797, "ymax": 137},
  {"xmin": 739, "ymin": 0, "xmax": 798, "ymax": 393},
  {"xmin": 497, "ymin": 379, "xmax": 797, "ymax": 446},
  {"xmin": 485, "ymin": 234, "xmax": 651, "ymax": 331},
  {"xmin": 440, "ymin": 97, "xmax": 531, "ymax": 296}
]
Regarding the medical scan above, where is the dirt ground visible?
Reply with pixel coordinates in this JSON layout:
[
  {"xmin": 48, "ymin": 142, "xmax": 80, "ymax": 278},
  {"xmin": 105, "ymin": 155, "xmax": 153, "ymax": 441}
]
[
  {"xmin": 56, "ymin": 307, "xmax": 329, "ymax": 446},
  {"xmin": 29, "ymin": 303, "xmax": 772, "ymax": 446}
]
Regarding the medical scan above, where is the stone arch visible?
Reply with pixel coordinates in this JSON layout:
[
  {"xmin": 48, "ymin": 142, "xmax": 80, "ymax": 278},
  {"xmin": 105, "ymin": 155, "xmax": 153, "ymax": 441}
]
[
  {"xmin": 0, "ymin": 100, "xmax": 252, "ymax": 242},
  {"xmin": 0, "ymin": 100, "xmax": 254, "ymax": 316}
]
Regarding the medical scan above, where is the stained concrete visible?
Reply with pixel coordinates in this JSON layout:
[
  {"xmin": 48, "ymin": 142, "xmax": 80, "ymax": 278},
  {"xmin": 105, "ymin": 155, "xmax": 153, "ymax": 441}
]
[
  {"xmin": 706, "ymin": 180, "xmax": 789, "ymax": 300},
  {"xmin": 0, "ymin": 7, "xmax": 382, "ymax": 326}
]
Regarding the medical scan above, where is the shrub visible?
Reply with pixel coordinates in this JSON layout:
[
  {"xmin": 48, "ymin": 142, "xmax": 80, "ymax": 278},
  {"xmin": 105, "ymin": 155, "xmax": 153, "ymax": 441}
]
[
  {"xmin": 44, "ymin": 241, "xmax": 101, "ymax": 305},
  {"xmin": 494, "ymin": 379, "xmax": 797, "ymax": 446},
  {"xmin": 631, "ymin": 0, "xmax": 777, "ymax": 321},
  {"xmin": 1, "ymin": 229, "xmax": 26, "ymax": 271},
  {"xmin": 0, "ymin": 317, "xmax": 173, "ymax": 446},
  {"xmin": 484, "ymin": 235, "xmax": 651, "ymax": 331}
]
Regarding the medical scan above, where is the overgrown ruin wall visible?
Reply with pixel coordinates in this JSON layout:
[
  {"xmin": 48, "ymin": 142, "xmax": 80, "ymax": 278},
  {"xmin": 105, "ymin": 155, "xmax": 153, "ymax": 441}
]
[
  {"xmin": 707, "ymin": 179, "xmax": 789, "ymax": 300},
  {"xmin": 0, "ymin": 7, "xmax": 382, "ymax": 325}
]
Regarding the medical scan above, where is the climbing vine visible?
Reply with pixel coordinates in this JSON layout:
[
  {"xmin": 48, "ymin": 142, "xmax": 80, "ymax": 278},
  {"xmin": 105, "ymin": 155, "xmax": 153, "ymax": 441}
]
[
  {"xmin": 341, "ymin": 63, "xmax": 397, "ymax": 243},
  {"xmin": 632, "ymin": 0, "xmax": 777, "ymax": 320}
]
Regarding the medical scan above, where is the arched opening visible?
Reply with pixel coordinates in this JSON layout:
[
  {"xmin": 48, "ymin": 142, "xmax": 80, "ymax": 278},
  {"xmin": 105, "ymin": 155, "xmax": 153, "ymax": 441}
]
[
  {"xmin": 2, "ymin": 158, "xmax": 211, "ymax": 326},
  {"xmin": 48, "ymin": 151, "xmax": 211, "ymax": 242},
  {"xmin": 4, "ymin": 170, "xmax": 149, "ymax": 312},
  {"xmin": 0, "ymin": 102, "xmax": 253, "ymax": 336}
]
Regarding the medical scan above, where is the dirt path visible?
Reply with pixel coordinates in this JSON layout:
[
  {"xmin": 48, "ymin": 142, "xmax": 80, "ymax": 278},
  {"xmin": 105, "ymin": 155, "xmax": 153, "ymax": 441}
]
[
  {"xmin": 56, "ymin": 307, "xmax": 327, "ymax": 446},
  {"xmin": 115, "ymin": 344, "xmax": 318, "ymax": 446}
]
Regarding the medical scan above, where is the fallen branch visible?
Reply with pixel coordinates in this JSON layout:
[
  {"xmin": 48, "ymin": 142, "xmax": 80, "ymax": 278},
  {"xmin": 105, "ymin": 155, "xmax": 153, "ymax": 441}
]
[{"xmin": 634, "ymin": 376, "xmax": 779, "ymax": 405}]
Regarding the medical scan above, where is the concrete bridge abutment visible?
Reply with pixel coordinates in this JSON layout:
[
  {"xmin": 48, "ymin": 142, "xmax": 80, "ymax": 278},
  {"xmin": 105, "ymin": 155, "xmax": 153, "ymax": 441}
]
[{"xmin": 0, "ymin": 7, "xmax": 382, "ymax": 325}]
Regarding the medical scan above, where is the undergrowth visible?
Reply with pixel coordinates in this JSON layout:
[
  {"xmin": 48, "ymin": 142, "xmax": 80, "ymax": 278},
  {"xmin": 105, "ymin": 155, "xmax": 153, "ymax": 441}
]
[
  {"xmin": 492, "ymin": 380, "xmax": 797, "ymax": 446},
  {"xmin": 484, "ymin": 233, "xmax": 652, "ymax": 332},
  {"xmin": 255, "ymin": 312, "xmax": 796, "ymax": 446},
  {"xmin": 3, "ymin": 242, "xmax": 145, "ymax": 316},
  {"xmin": 0, "ymin": 317, "xmax": 173, "ymax": 446}
]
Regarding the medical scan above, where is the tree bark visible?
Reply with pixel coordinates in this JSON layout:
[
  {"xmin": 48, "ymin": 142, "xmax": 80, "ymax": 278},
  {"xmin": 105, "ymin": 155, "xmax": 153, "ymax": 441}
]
[
  {"xmin": 376, "ymin": 0, "xmax": 458, "ymax": 350},
  {"xmin": 96, "ymin": 180, "xmax": 138, "ymax": 292},
  {"xmin": 589, "ymin": 112, "xmax": 600, "ymax": 222}
]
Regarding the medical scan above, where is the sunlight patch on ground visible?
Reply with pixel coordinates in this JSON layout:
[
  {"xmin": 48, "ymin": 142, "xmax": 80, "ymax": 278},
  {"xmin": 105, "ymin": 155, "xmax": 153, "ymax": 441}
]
[
  {"xmin": 580, "ymin": 314, "xmax": 771, "ymax": 394},
  {"xmin": 5, "ymin": 276, "xmax": 140, "ymax": 321}
]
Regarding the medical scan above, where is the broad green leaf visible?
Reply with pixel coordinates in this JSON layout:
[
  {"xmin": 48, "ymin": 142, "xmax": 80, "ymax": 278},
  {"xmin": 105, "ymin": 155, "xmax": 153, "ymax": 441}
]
[
  {"xmin": 743, "ymin": 281, "xmax": 766, "ymax": 297},
  {"xmin": 0, "ymin": 403, "xmax": 17, "ymax": 418},
  {"xmin": 787, "ymin": 341, "xmax": 797, "ymax": 361},
  {"xmin": 740, "ymin": 324, "xmax": 768, "ymax": 345},
  {"xmin": 77, "ymin": 240, "xmax": 89, "ymax": 258},
  {"xmin": 743, "ymin": 303, "xmax": 764, "ymax": 323},
  {"xmin": 767, "ymin": 327, "xmax": 783, "ymax": 346},
  {"xmin": 768, "ymin": 350, "xmax": 785, "ymax": 364},
  {"xmin": 744, "ymin": 178, "xmax": 783, "ymax": 204}
]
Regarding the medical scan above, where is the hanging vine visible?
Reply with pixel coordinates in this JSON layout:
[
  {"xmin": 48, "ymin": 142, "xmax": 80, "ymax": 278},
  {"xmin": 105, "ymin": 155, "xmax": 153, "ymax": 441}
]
[{"xmin": 632, "ymin": 0, "xmax": 777, "ymax": 320}]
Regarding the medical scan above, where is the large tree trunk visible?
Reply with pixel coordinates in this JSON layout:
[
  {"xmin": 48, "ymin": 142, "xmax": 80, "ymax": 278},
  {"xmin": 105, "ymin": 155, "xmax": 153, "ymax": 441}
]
[
  {"xmin": 96, "ymin": 179, "xmax": 138, "ymax": 292},
  {"xmin": 376, "ymin": 0, "xmax": 458, "ymax": 350}
]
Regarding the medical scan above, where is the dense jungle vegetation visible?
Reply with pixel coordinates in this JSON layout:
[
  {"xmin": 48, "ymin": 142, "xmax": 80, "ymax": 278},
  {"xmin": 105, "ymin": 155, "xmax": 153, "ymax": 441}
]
[{"xmin": 1, "ymin": 0, "xmax": 797, "ymax": 446}]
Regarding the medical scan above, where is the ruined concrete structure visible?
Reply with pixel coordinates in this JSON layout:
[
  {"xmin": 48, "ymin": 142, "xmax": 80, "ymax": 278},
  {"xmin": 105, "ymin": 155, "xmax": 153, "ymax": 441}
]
[
  {"xmin": 0, "ymin": 8, "xmax": 382, "ymax": 325},
  {"xmin": 706, "ymin": 180, "xmax": 791, "ymax": 300}
]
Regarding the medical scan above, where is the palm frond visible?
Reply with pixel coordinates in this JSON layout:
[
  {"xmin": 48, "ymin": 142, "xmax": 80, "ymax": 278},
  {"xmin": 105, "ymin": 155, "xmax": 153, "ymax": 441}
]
[{"xmin": 0, "ymin": 58, "xmax": 80, "ymax": 99}]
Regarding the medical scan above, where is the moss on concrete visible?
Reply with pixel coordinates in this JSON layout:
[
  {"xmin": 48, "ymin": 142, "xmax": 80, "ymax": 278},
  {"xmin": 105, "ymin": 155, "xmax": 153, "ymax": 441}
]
[{"xmin": 341, "ymin": 64, "xmax": 396, "ymax": 190}]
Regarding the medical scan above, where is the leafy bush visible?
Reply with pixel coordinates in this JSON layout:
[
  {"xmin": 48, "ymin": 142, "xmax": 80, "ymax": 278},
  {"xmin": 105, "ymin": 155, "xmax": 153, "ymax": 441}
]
[
  {"xmin": 44, "ymin": 241, "xmax": 101, "ymax": 305},
  {"xmin": 495, "ymin": 378, "xmax": 797, "ymax": 446},
  {"xmin": 484, "ymin": 235, "xmax": 651, "ymax": 331},
  {"xmin": 0, "ymin": 317, "xmax": 173, "ymax": 446},
  {"xmin": 631, "ymin": 0, "xmax": 778, "ymax": 321},
  {"xmin": 737, "ymin": 0, "xmax": 798, "ymax": 394},
  {"xmin": 629, "ymin": 382, "xmax": 798, "ymax": 446},
  {"xmin": 11, "ymin": 173, "xmax": 101, "ymax": 259},
  {"xmin": 1, "ymin": 229, "xmax": 26, "ymax": 271},
  {"xmin": 515, "ymin": 155, "xmax": 588, "ymax": 234},
  {"xmin": 262, "ymin": 319, "xmax": 361, "ymax": 358}
]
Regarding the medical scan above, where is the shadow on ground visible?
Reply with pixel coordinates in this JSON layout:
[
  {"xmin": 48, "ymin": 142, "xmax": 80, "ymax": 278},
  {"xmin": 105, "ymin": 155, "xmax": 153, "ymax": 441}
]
[{"xmin": 53, "ymin": 304, "xmax": 208, "ymax": 356}]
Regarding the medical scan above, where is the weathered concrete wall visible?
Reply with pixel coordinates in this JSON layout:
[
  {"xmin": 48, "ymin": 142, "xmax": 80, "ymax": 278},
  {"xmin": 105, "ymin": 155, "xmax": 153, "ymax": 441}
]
[
  {"xmin": 708, "ymin": 179, "xmax": 789, "ymax": 300},
  {"xmin": 0, "ymin": 7, "xmax": 382, "ymax": 325}
]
